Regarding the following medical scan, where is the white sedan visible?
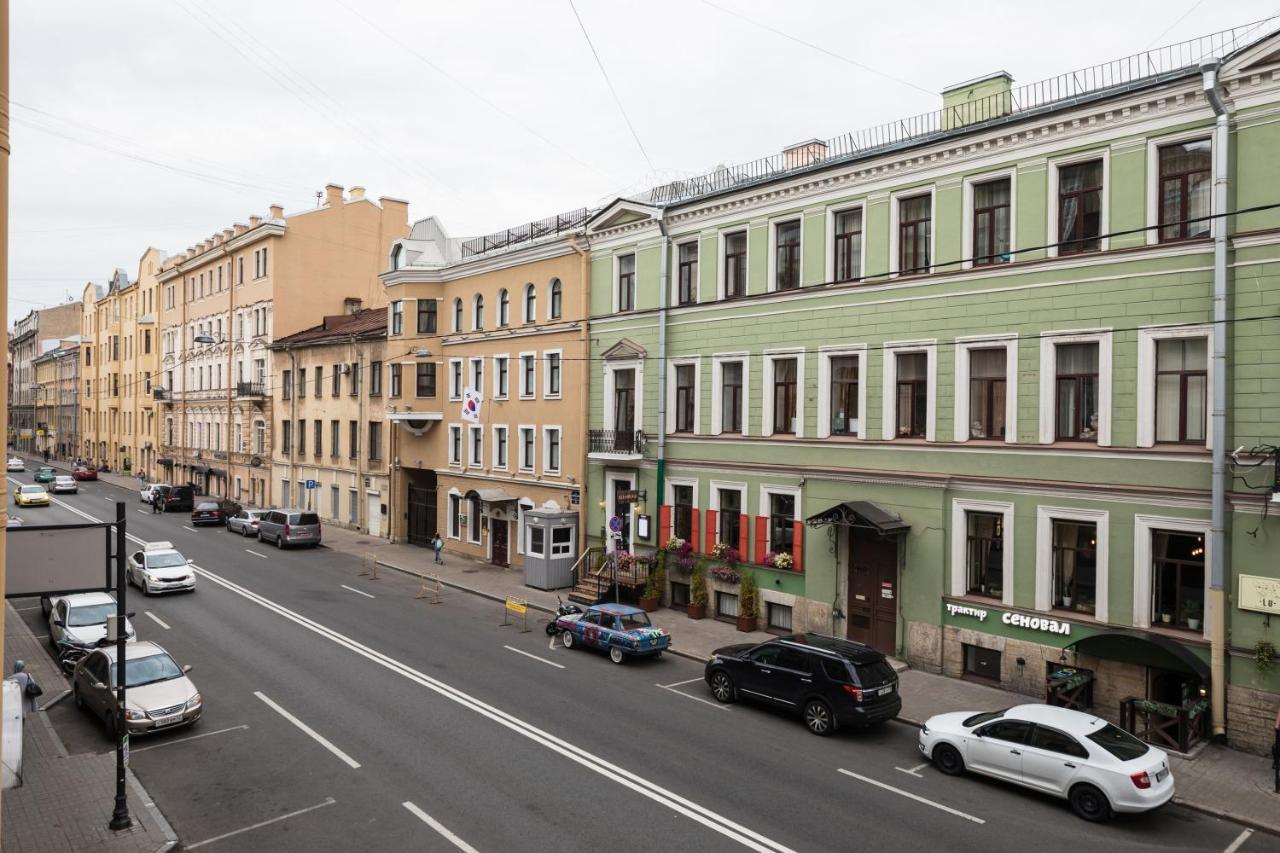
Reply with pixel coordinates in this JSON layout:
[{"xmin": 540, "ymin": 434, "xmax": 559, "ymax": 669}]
[
  {"xmin": 127, "ymin": 541, "xmax": 196, "ymax": 595},
  {"xmin": 6, "ymin": 457, "xmax": 23, "ymax": 472},
  {"xmin": 51, "ymin": 475, "xmax": 78, "ymax": 494},
  {"xmin": 918, "ymin": 704, "xmax": 1173, "ymax": 822}
]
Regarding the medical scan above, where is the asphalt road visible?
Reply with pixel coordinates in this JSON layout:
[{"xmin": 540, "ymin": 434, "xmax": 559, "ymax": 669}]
[{"xmin": 7, "ymin": 460, "xmax": 1278, "ymax": 853}]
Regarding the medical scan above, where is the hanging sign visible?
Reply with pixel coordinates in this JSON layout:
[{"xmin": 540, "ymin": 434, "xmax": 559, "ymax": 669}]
[{"xmin": 1239, "ymin": 574, "xmax": 1280, "ymax": 615}]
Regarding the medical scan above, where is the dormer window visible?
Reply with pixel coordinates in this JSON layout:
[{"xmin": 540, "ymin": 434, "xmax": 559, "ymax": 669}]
[{"xmin": 390, "ymin": 244, "xmax": 402, "ymax": 271}]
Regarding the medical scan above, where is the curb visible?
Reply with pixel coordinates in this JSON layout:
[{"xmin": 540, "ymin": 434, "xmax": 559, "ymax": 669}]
[
  {"xmin": 128, "ymin": 768, "xmax": 180, "ymax": 852},
  {"xmin": 1171, "ymin": 796, "xmax": 1280, "ymax": 837}
]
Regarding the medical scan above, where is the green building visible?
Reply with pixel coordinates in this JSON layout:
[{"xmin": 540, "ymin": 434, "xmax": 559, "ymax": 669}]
[{"xmin": 583, "ymin": 25, "xmax": 1280, "ymax": 755}]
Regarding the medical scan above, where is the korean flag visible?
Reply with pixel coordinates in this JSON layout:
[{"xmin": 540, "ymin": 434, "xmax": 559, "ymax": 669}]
[{"xmin": 461, "ymin": 387, "xmax": 483, "ymax": 423}]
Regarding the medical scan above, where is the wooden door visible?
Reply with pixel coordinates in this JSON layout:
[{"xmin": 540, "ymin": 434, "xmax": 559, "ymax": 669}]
[
  {"xmin": 847, "ymin": 529, "xmax": 898, "ymax": 656},
  {"xmin": 492, "ymin": 518, "xmax": 509, "ymax": 566},
  {"xmin": 407, "ymin": 482, "xmax": 436, "ymax": 546}
]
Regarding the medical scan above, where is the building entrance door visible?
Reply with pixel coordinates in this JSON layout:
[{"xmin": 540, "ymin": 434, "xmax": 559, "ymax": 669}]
[
  {"xmin": 492, "ymin": 518, "xmax": 509, "ymax": 566},
  {"xmin": 847, "ymin": 528, "xmax": 898, "ymax": 656},
  {"xmin": 367, "ymin": 493, "xmax": 382, "ymax": 538},
  {"xmin": 407, "ymin": 472, "xmax": 437, "ymax": 546}
]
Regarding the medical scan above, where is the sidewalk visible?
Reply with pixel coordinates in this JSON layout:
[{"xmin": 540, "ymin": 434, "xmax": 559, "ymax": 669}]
[{"xmin": 2, "ymin": 604, "xmax": 177, "ymax": 853}]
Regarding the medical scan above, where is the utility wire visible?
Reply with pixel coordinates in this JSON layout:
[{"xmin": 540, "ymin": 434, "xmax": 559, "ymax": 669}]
[
  {"xmin": 1146, "ymin": 0, "xmax": 1207, "ymax": 48},
  {"xmin": 566, "ymin": 0, "xmax": 655, "ymax": 173}
]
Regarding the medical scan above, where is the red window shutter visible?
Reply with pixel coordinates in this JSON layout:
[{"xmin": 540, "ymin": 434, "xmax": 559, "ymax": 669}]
[
  {"xmin": 738, "ymin": 515, "xmax": 749, "ymax": 561},
  {"xmin": 690, "ymin": 510, "xmax": 700, "ymax": 553},
  {"xmin": 755, "ymin": 516, "xmax": 768, "ymax": 565},
  {"xmin": 659, "ymin": 505, "xmax": 672, "ymax": 546},
  {"xmin": 792, "ymin": 520, "xmax": 804, "ymax": 572},
  {"xmin": 704, "ymin": 510, "xmax": 718, "ymax": 555}
]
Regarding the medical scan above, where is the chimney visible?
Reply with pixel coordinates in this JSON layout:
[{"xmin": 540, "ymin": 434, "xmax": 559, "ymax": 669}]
[
  {"xmin": 324, "ymin": 183, "xmax": 344, "ymax": 206},
  {"xmin": 222, "ymin": 228, "xmax": 234, "ymax": 241},
  {"xmin": 782, "ymin": 139, "xmax": 829, "ymax": 170},
  {"xmin": 942, "ymin": 71, "xmax": 1013, "ymax": 130},
  {"xmin": 348, "ymin": 186, "xmax": 366, "ymax": 202},
  {"xmin": 343, "ymin": 297, "xmax": 363, "ymax": 315},
  {"xmin": 269, "ymin": 204, "xmax": 284, "ymax": 220},
  {"xmin": 249, "ymin": 215, "xmax": 262, "ymax": 227},
  {"xmin": 234, "ymin": 223, "xmax": 247, "ymax": 235}
]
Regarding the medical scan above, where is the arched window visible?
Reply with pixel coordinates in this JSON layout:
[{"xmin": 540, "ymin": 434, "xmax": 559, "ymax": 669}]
[
  {"xmin": 523, "ymin": 283, "xmax": 536, "ymax": 324},
  {"xmin": 253, "ymin": 419, "xmax": 265, "ymax": 455},
  {"xmin": 453, "ymin": 298, "xmax": 463, "ymax": 332},
  {"xmin": 549, "ymin": 278, "xmax": 562, "ymax": 320},
  {"xmin": 498, "ymin": 289, "xmax": 510, "ymax": 326},
  {"xmin": 473, "ymin": 294, "xmax": 484, "ymax": 331}
]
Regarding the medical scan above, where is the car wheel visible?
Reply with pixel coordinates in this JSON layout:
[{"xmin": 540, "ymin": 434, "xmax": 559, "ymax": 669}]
[
  {"xmin": 803, "ymin": 699, "xmax": 835, "ymax": 736},
  {"xmin": 709, "ymin": 671, "xmax": 736, "ymax": 703},
  {"xmin": 276, "ymin": 534, "xmax": 284, "ymax": 550},
  {"xmin": 1069, "ymin": 783, "xmax": 1112, "ymax": 823},
  {"xmin": 142, "ymin": 577, "xmax": 152, "ymax": 597},
  {"xmin": 932, "ymin": 743, "xmax": 965, "ymax": 776},
  {"xmin": 561, "ymin": 630, "xmax": 574, "ymax": 649},
  {"xmin": 609, "ymin": 646, "xmax": 625, "ymax": 665},
  {"xmin": 40, "ymin": 596, "xmax": 51, "ymax": 619}
]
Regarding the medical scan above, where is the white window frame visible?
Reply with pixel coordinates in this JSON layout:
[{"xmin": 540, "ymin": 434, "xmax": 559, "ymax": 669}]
[
  {"xmin": 887, "ymin": 187, "xmax": 936, "ymax": 277},
  {"xmin": 469, "ymin": 357, "xmax": 484, "ymax": 395},
  {"xmin": 517, "ymin": 425, "xmax": 536, "ymax": 473},
  {"xmin": 519, "ymin": 351, "xmax": 537, "ymax": 399},
  {"xmin": 759, "ymin": 484, "xmax": 801, "ymax": 554},
  {"xmin": 817, "ymin": 344, "xmax": 868, "ymax": 439},
  {"xmin": 950, "ymin": 498, "xmax": 1015, "ymax": 607},
  {"xmin": 1037, "ymin": 329, "xmax": 1113, "ymax": 446},
  {"xmin": 881, "ymin": 340, "xmax": 937, "ymax": 442},
  {"xmin": 1035, "ymin": 506, "xmax": 1109, "ymax": 622},
  {"xmin": 1145, "ymin": 129, "xmax": 1216, "ymax": 245},
  {"xmin": 604, "ymin": 471, "xmax": 635, "ymax": 554},
  {"xmin": 761, "ymin": 349, "xmax": 806, "ymax": 437},
  {"xmin": 1132, "ymin": 514, "xmax": 1212, "ymax": 639},
  {"xmin": 602, "ymin": 359, "xmax": 644, "ymax": 439},
  {"xmin": 1046, "ymin": 148, "xmax": 1111, "ymax": 257},
  {"xmin": 468, "ymin": 424, "xmax": 483, "ymax": 468},
  {"xmin": 666, "ymin": 356, "xmax": 702, "ymax": 435},
  {"xmin": 953, "ymin": 334, "xmax": 1019, "ymax": 444},
  {"xmin": 1135, "ymin": 324, "xmax": 1213, "ymax": 448},
  {"xmin": 448, "ymin": 358, "xmax": 463, "ymax": 401},
  {"xmin": 522, "ymin": 283, "xmax": 537, "ymax": 324},
  {"xmin": 612, "ymin": 252, "xmax": 636, "ymax": 313},
  {"xmin": 542, "ymin": 348, "xmax": 563, "ymax": 399},
  {"xmin": 493, "ymin": 354, "xmax": 510, "ymax": 400},
  {"xmin": 452, "ymin": 298, "xmax": 463, "ymax": 332},
  {"xmin": 766, "ymin": 216, "xmax": 803, "ymax": 293},
  {"xmin": 492, "ymin": 425, "xmax": 509, "ymax": 471},
  {"xmin": 447, "ymin": 489, "xmax": 462, "ymax": 539},
  {"xmin": 961, "ymin": 169, "xmax": 1017, "ymax": 270},
  {"xmin": 467, "ymin": 492, "xmax": 482, "ymax": 545},
  {"xmin": 709, "ymin": 479, "xmax": 748, "ymax": 548},
  {"xmin": 472, "ymin": 294, "xmax": 484, "ymax": 331},
  {"xmin": 542, "ymin": 425, "xmax": 562, "ymax": 475},
  {"xmin": 665, "ymin": 477, "xmax": 700, "ymax": 542},
  {"xmin": 710, "ymin": 353, "xmax": 749, "ymax": 436},
  {"xmin": 516, "ymin": 497, "xmax": 535, "ymax": 555},
  {"xmin": 716, "ymin": 227, "xmax": 750, "ymax": 301},
  {"xmin": 672, "ymin": 238, "xmax": 701, "ymax": 305},
  {"xmin": 824, "ymin": 202, "xmax": 868, "ymax": 283},
  {"xmin": 550, "ymin": 526, "xmax": 575, "ymax": 558}
]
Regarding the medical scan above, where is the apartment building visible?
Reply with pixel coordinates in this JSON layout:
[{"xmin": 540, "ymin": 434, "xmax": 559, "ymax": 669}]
[
  {"xmin": 79, "ymin": 247, "xmax": 165, "ymax": 474},
  {"xmin": 8, "ymin": 302, "xmax": 80, "ymax": 454},
  {"xmin": 269, "ymin": 305, "xmax": 391, "ymax": 534},
  {"xmin": 32, "ymin": 340, "xmax": 80, "ymax": 460},
  {"xmin": 156, "ymin": 184, "xmax": 409, "ymax": 506},
  {"xmin": 584, "ymin": 27, "xmax": 1280, "ymax": 754},
  {"xmin": 379, "ymin": 212, "xmax": 589, "ymax": 566}
]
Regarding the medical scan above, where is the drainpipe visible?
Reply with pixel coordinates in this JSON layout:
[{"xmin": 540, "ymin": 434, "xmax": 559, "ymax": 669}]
[
  {"xmin": 569, "ymin": 235, "xmax": 590, "ymax": 553},
  {"xmin": 1201, "ymin": 59, "xmax": 1230, "ymax": 742},
  {"xmin": 655, "ymin": 210, "xmax": 670, "ymax": 538}
]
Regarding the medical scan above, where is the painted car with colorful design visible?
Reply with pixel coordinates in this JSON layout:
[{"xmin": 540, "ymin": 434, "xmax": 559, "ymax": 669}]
[{"xmin": 556, "ymin": 603, "xmax": 671, "ymax": 664}]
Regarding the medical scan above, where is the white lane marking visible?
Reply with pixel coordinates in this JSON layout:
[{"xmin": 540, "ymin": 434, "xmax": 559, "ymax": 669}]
[
  {"xmin": 42, "ymin": 494, "xmax": 795, "ymax": 853},
  {"xmin": 659, "ymin": 676, "xmax": 704, "ymax": 688},
  {"xmin": 131, "ymin": 724, "xmax": 249, "ymax": 753},
  {"xmin": 837, "ymin": 769, "xmax": 984, "ymax": 824},
  {"xmin": 894, "ymin": 763, "xmax": 928, "ymax": 778},
  {"xmin": 1225, "ymin": 828, "xmax": 1254, "ymax": 853},
  {"xmin": 402, "ymin": 802, "xmax": 480, "ymax": 853},
  {"xmin": 340, "ymin": 584, "xmax": 375, "ymax": 599},
  {"xmin": 136, "ymin": 510, "xmax": 150, "ymax": 515},
  {"xmin": 182, "ymin": 525, "xmax": 197, "ymax": 532},
  {"xmin": 245, "ymin": 549, "xmax": 268, "ymax": 559},
  {"xmin": 254, "ymin": 692, "xmax": 361, "ymax": 769},
  {"xmin": 657, "ymin": 683, "xmax": 731, "ymax": 711},
  {"xmin": 144, "ymin": 611, "xmax": 171, "ymax": 630},
  {"xmin": 103, "ymin": 496, "xmax": 115, "ymax": 502},
  {"xmin": 185, "ymin": 797, "xmax": 336, "ymax": 849},
  {"xmin": 504, "ymin": 645, "xmax": 565, "ymax": 669}
]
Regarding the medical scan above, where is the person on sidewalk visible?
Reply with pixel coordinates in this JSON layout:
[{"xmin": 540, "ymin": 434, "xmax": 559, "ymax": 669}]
[
  {"xmin": 432, "ymin": 534, "xmax": 444, "ymax": 565},
  {"xmin": 8, "ymin": 661, "xmax": 41, "ymax": 717}
]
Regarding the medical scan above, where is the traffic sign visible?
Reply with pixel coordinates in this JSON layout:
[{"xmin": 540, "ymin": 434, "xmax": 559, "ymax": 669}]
[
  {"xmin": 305, "ymin": 479, "xmax": 317, "ymax": 490},
  {"xmin": 608, "ymin": 515, "xmax": 623, "ymax": 533},
  {"xmin": 570, "ymin": 489, "xmax": 580, "ymax": 506}
]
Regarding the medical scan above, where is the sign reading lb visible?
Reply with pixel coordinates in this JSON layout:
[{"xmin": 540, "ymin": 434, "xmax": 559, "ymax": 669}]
[{"xmin": 1238, "ymin": 574, "xmax": 1280, "ymax": 616}]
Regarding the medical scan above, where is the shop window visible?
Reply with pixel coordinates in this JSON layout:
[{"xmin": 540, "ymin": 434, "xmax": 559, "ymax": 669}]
[
  {"xmin": 718, "ymin": 489, "xmax": 742, "ymax": 547},
  {"xmin": 963, "ymin": 644, "xmax": 1001, "ymax": 685},
  {"xmin": 769, "ymin": 492, "xmax": 795, "ymax": 554},
  {"xmin": 1052, "ymin": 520, "xmax": 1096, "ymax": 614},
  {"xmin": 965, "ymin": 511, "xmax": 1004, "ymax": 599},
  {"xmin": 670, "ymin": 582, "xmax": 690, "ymax": 610},
  {"xmin": 715, "ymin": 591, "xmax": 739, "ymax": 623},
  {"xmin": 766, "ymin": 602, "xmax": 793, "ymax": 634},
  {"xmin": 1151, "ymin": 530, "xmax": 1205, "ymax": 630},
  {"xmin": 672, "ymin": 485, "xmax": 694, "ymax": 542}
]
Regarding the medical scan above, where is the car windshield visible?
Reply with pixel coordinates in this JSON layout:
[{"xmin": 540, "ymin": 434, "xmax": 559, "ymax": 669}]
[
  {"xmin": 67, "ymin": 603, "xmax": 114, "ymax": 627},
  {"xmin": 146, "ymin": 553, "xmax": 187, "ymax": 569},
  {"xmin": 963, "ymin": 710, "xmax": 1006, "ymax": 727},
  {"xmin": 111, "ymin": 653, "xmax": 182, "ymax": 688},
  {"xmin": 196, "ymin": 502, "xmax": 219, "ymax": 510},
  {"xmin": 20, "ymin": 485, "xmax": 43, "ymax": 494},
  {"xmin": 854, "ymin": 660, "xmax": 897, "ymax": 687},
  {"xmin": 618, "ymin": 612, "xmax": 651, "ymax": 630},
  {"xmin": 1087, "ymin": 723, "xmax": 1150, "ymax": 761}
]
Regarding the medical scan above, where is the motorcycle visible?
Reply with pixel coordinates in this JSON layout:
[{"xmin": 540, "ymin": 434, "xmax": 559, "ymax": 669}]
[
  {"xmin": 545, "ymin": 596, "xmax": 583, "ymax": 635},
  {"xmin": 56, "ymin": 641, "xmax": 88, "ymax": 676}
]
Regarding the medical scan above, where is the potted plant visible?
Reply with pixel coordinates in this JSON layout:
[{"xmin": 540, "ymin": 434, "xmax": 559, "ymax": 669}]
[
  {"xmin": 1184, "ymin": 599, "xmax": 1202, "ymax": 631},
  {"xmin": 639, "ymin": 554, "xmax": 664, "ymax": 612},
  {"xmin": 1160, "ymin": 611, "xmax": 1173, "ymax": 624},
  {"xmin": 688, "ymin": 559, "xmax": 708, "ymax": 619},
  {"xmin": 736, "ymin": 570, "xmax": 759, "ymax": 632}
]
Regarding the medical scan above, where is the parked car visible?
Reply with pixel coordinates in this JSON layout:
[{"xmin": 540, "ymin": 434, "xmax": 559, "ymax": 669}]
[
  {"xmin": 51, "ymin": 475, "xmax": 78, "ymax": 494},
  {"xmin": 46, "ymin": 592, "xmax": 136, "ymax": 650},
  {"xmin": 140, "ymin": 483, "xmax": 169, "ymax": 504},
  {"xmin": 7, "ymin": 457, "xmax": 24, "ymax": 472},
  {"xmin": 227, "ymin": 509, "xmax": 266, "ymax": 536},
  {"xmin": 256, "ymin": 509, "xmax": 322, "ymax": 548},
  {"xmin": 158, "ymin": 485, "xmax": 194, "ymax": 512},
  {"xmin": 127, "ymin": 541, "xmax": 196, "ymax": 595},
  {"xmin": 71, "ymin": 641, "xmax": 201, "ymax": 738},
  {"xmin": 556, "ymin": 603, "xmax": 670, "ymax": 664},
  {"xmin": 705, "ymin": 633, "xmax": 901, "ymax": 736},
  {"xmin": 190, "ymin": 501, "xmax": 224, "ymax": 527},
  {"xmin": 32, "ymin": 466, "xmax": 56, "ymax": 483},
  {"xmin": 72, "ymin": 465, "xmax": 98, "ymax": 481},
  {"xmin": 918, "ymin": 704, "xmax": 1173, "ymax": 822},
  {"xmin": 14, "ymin": 484, "xmax": 50, "ymax": 507}
]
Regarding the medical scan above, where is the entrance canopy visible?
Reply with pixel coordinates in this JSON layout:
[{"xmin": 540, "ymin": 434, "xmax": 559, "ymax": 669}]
[
  {"xmin": 476, "ymin": 488, "xmax": 517, "ymax": 503},
  {"xmin": 1067, "ymin": 629, "xmax": 1210, "ymax": 681},
  {"xmin": 806, "ymin": 500, "xmax": 910, "ymax": 535}
]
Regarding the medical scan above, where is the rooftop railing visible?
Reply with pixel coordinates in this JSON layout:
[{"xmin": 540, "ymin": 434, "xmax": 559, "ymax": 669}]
[{"xmin": 460, "ymin": 207, "xmax": 595, "ymax": 258}]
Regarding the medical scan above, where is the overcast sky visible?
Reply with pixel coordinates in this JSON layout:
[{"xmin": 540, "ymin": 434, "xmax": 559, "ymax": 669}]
[{"xmin": 8, "ymin": 0, "xmax": 1277, "ymax": 321}]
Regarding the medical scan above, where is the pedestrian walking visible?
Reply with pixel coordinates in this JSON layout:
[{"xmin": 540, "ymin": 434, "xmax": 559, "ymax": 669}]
[
  {"xmin": 432, "ymin": 534, "xmax": 444, "ymax": 565},
  {"xmin": 8, "ymin": 661, "xmax": 41, "ymax": 717}
]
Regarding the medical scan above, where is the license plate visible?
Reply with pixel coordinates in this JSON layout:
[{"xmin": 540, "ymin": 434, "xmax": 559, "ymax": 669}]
[
  {"xmin": 879, "ymin": 685, "xmax": 895, "ymax": 696},
  {"xmin": 1153, "ymin": 768, "xmax": 1167, "ymax": 783},
  {"xmin": 153, "ymin": 714, "xmax": 183, "ymax": 727}
]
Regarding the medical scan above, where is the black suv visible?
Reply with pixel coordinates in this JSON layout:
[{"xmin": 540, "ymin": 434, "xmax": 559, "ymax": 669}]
[
  {"xmin": 704, "ymin": 633, "xmax": 901, "ymax": 735},
  {"xmin": 160, "ymin": 485, "xmax": 195, "ymax": 512}
]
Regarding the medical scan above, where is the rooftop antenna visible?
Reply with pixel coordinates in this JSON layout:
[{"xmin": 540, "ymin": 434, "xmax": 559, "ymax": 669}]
[{"xmin": 315, "ymin": 191, "xmax": 323, "ymax": 208}]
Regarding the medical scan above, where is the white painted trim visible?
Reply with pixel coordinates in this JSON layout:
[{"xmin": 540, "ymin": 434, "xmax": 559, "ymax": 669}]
[
  {"xmin": 517, "ymin": 424, "xmax": 536, "ymax": 473},
  {"xmin": 758, "ymin": 483, "xmax": 802, "ymax": 553},
  {"xmin": 612, "ymin": 252, "xmax": 635, "ymax": 314},
  {"xmin": 448, "ymin": 358, "xmax": 463, "ymax": 401},
  {"xmin": 960, "ymin": 168, "xmax": 1017, "ymax": 270},
  {"xmin": 716, "ymin": 227, "xmax": 750, "ymax": 300},
  {"xmin": 1132, "ymin": 513, "xmax": 1211, "ymax": 639},
  {"xmin": 816, "ymin": 344, "xmax": 868, "ymax": 439},
  {"xmin": 1145, "ymin": 128, "xmax": 1215, "ymax": 245},
  {"xmin": 604, "ymin": 471, "xmax": 636, "ymax": 554},
  {"xmin": 602, "ymin": 359, "xmax": 644, "ymax": 437},
  {"xmin": 492, "ymin": 353, "xmax": 509, "ymax": 400},
  {"xmin": 952, "ymin": 334, "xmax": 1018, "ymax": 444},
  {"xmin": 672, "ymin": 238, "xmax": 701, "ymax": 306},
  {"xmin": 447, "ymin": 424, "xmax": 462, "ymax": 467},
  {"xmin": 1037, "ymin": 329, "xmax": 1112, "ymax": 446},
  {"xmin": 766, "ymin": 215, "xmax": 804, "ymax": 293},
  {"xmin": 542, "ymin": 348, "xmax": 564, "ymax": 400},
  {"xmin": 666, "ymin": 356, "xmax": 703, "ymax": 435},
  {"xmin": 518, "ymin": 351, "xmax": 537, "ymax": 399},
  {"xmin": 1046, "ymin": 148, "xmax": 1111, "ymax": 257},
  {"xmin": 664, "ymin": 476, "xmax": 700, "ymax": 513},
  {"xmin": 888, "ymin": 187, "xmax": 936, "ymax": 277},
  {"xmin": 950, "ymin": 498, "xmax": 1015, "ymax": 607},
  {"xmin": 467, "ymin": 357, "xmax": 484, "ymax": 399},
  {"xmin": 541, "ymin": 425, "xmax": 562, "ymax": 475},
  {"xmin": 1034, "ymin": 505, "xmax": 1109, "ymax": 622},
  {"xmin": 472, "ymin": 293, "xmax": 485, "ymax": 332},
  {"xmin": 881, "ymin": 340, "xmax": 937, "ymax": 442},
  {"xmin": 467, "ymin": 424, "xmax": 483, "ymax": 469},
  {"xmin": 1135, "ymin": 324, "xmax": 1213, "ymax": 448},
  {"xmin": 823, "ymin": 201, "xmax": 867, "ymax": 283},
  {"xmin": 708, "ymin": 479, "xmax": 748, "ymax": 513},
  {"xmin": 710, "ymin": 353, "xmax": 750, "ymax": 436},
  {"xmin": 491, "ymin": 424, "xmax": 509, "ymax": 471},
  {"xmin": 447, "ymin": 488, "xmax": 463, "ymax": 540},
  {"xmin": 761, "ymin": 349, "xmax": 806, "ymax": 437}
]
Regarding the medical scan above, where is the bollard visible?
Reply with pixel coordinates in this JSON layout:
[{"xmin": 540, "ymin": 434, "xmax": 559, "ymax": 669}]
[
  {"xmin": 359, "ymin": 552, "xmax": 380, "ymax": 580},
  {"xmin": 416, "ymin": 575, "xmax": 442, "ymax": 604},
  {"xmin": 501, "ymin": 596, "xmax": 529, "ymax": 632}
]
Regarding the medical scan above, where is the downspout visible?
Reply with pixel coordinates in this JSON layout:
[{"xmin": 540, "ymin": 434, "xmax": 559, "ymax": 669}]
[
  {"xmin": 287, "ymin": 345, "xmax": 298, "ymax": 505},
  {"xmin": 569, "ymin": 235, "xmax": 590, "ymax": 555},
  {"xmin": 655, "ymin": 210, "xmax": 670, "ymax": 532},
  {"xmin": 1201, "ymin": 59, "xmax": 1230, "ymax": 741}
]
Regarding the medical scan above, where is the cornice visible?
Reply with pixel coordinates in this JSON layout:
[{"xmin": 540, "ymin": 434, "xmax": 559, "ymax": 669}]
[
  {"xmin": 157, "ymin": 222, "xmax": 286, "ymax": 281},
  {"xmin": 381, "ymin": 236, "xmax": 578, "ymax": 287}
]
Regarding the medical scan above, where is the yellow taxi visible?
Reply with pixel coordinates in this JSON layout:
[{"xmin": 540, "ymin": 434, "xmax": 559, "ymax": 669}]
[{"xmin": 14, "ymin": 484, "xmax": 51, "ymax": 507}]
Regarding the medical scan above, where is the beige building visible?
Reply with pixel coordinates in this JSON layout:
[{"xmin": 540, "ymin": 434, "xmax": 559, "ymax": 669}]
[
  {"xmin": 80, "ymin": 247, "xmax": 165, "ymax": 475},
  {"xmin": 156, "ymin": 184, "xmax": 408, "ymax": 506},
  {"xmin": 269, "ymin": 306, "xmax": 390, "ymax": 533},
  {"xmin": 379, "ymin": 211, "xmax": 589, "ymax": 565},
  {"xmin": 32, "ymin": 340, "xmax": 80, "ymax": 460},
  {"xmin": 9, "ymin": 302, "xmax": 81, "ymax": 455}
]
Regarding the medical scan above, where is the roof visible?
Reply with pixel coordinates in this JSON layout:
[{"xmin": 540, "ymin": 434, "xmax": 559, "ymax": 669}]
[
  {"xmin": 271, "ymin": 307, "xmax": 387, "ymax": 347},
  {"xmin": 778, "ymin": 633, "xmax": 885, "ymax": 663},
  {"xmin": 591, "ymin": 603, "xmax": 645, "ymax": 616},
  {"xmin": 100, "ymin": 641, "xmax": 168, "ymax": 663},
  {"xmin": 1007, "ymin": 704, "xmax": 1107, "ymax": 736},
  {"xmin": 807, "ymin": 501, "xmax": 910, "ymax": 535},
  {"xmin": 59, "ymin": 592, "xmax": 116, "ymax": 607}
]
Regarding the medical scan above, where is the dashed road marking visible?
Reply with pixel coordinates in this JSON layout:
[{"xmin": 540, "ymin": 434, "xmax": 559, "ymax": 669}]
[
  {"xmin": 255, "ymin": 691, "xmax": 360, "ymax": 769},
  {"xmin": 402, "ymin": 802, "xmax": 480, "ymax": 853},
  {"xmin": 185, "ymin": 797, "xmax": 336, "ymax": 849},
  {"xmin": 1225, "ymin": 828, "xmax": 1254, "ymax": 853},
  {"xmin": 340, "ymin": 584, "xmax": 375, "ymax": 599},
  {"xmin": 894, "ymin": 763, "xmax": 929, "ymax": 778},
  {"xmin": 504, "ymin": 645, "xmax": 565, "ymax": 669},
  {"xmin": 837, "ymin": 768, "xmax": 984, "ymax": 824},
  {"xmin": 144, "ymin": 611, "xmax": 171, "ymax": 630},
  {"xmin": 245, "ymin": 549, "xmax": 268, "ymax": 559}
]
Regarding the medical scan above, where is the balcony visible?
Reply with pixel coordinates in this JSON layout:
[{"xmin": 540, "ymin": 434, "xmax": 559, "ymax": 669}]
[
  {"xmin": 587, "ymin": 429, "xmax": 646, "ymax": 461},
  {"xmin": 236, "ymin": 381, "xmax": 266, "ymax": 400}
]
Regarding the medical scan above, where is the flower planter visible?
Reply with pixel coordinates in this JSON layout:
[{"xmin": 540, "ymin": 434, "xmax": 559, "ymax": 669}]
[
  {"xmin": 1187, "ymin": 618, "xmax": 1201, "ymax": 631},
  {"xmin": 638, "ymin": 595, "xmax": 660, "ymax": 613},
  {"xmin": 736, "ymin": 615, "xmax": 757, "ymax": 633},
  {"xmin": 687, "ymin": 603, "xmax": 706, "ymax": 620}
]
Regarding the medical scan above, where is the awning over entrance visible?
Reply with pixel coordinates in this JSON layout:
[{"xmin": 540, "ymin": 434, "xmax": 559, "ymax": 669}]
[
  {"xmin": 157, "ymin": 458, "xmax": 174, "ymax": 466},
  {"xmin": 1066, "ymin": 629, "xmax": 1210, "ymax": 681},
  {"xmin": 806, "ymin": 500, "xmax": 910, "ymax": 535},
  {"xmin": 476, "ymin": 488, "xmax": 517, "ymax": 503}
]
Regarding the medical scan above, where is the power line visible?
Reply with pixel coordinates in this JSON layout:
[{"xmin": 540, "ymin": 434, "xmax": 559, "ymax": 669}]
[
  {"xmin": 697, "ymin": 0, "xmax": 935, "ymax": 97},
  {"xmin": 566, "ymin": 0, "xmax": 655, "ymax": 173},
  {"xmin": 1146, "ymin": 0, "xmax": 1207, "ymax": 48}
]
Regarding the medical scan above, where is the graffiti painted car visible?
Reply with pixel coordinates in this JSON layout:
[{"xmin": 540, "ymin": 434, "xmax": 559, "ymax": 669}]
[{"xmin": 556, "ymin": 603, "xmax": 670, "ymax": 664}]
